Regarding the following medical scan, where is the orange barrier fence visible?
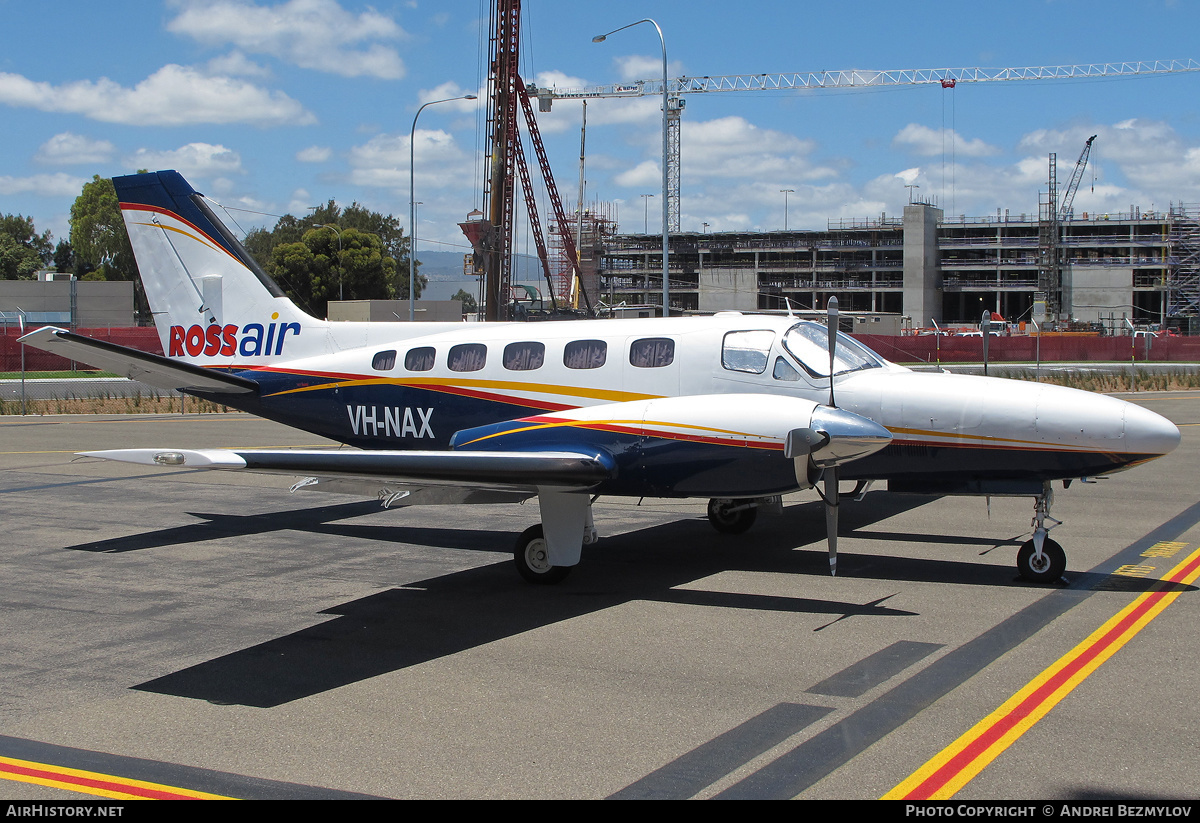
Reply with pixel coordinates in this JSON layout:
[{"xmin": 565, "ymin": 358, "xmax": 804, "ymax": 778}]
[
  {"xmin": 1, "ymin": 327, "xmax": 162, "ymax": 373},
  {"xmin": 854, "ymin": 334, "xmax": 1200, "ymax": 364}
]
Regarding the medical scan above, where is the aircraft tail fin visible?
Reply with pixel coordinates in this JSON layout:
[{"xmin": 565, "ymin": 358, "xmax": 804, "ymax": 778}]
[{"xmin": 114, "ymin": 170, "xmax": 329, "ymax": 365}]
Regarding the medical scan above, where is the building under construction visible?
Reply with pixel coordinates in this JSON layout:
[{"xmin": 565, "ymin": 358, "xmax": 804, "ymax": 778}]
[{"xmin": 598, "ymin": 202, "xmax": 1200, "ymax": 328}]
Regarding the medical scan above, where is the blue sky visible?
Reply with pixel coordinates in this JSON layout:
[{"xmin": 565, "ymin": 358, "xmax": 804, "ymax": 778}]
[{"xmin": 3, "ymin": 0, "xmax": 1200, "ymax": 259}]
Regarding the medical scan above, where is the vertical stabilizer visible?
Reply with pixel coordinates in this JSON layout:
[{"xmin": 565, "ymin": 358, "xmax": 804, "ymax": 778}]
[{"xmin": 114, "ymin": 170, "xmax": 331, "ymax": 365}]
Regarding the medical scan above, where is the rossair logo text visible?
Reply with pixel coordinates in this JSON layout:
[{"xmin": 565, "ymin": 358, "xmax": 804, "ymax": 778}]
[
  {"xmin": 169, "ymin": 313, "xmax": 300, "ymax": 357},
  {"xmin": 347, "ymin": 405, "xmax": 435, "ymax": 439}
]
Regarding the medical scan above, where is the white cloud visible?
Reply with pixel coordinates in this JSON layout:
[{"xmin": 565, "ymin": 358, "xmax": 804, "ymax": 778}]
[
  {"xmin": 0, "ymin": 65, "xmax": 314, "ymax": 126},
  {"xmin": 205, "ymin": 50, "xmax": 272, "ymax": 78},
  {"xmin": 894, "ymin": 124, "xmax": 1000, "ymax": 158},
  {"xmin": 0, "ymin": 173, "xmax": 88, "ymax": 197},
  {"xmin": 347, "ymin": 129, "xmax": 475, "ymax": 192},
  {"xmin": 35, "ymin": 133, "xmax": 116, "ymax": 165},
  {"xmin": 296, "ymin": 145, "xmax": 332, "ymax": 163},
  {"xmin": 614, "ymin": 160, "xmax": 660, "ymax": 188},
  {"xmin": 128, "ymin": 143, "xmax": 243, "ymax": 177},
  {"xmin": 417, "ymin": 82, "xmax": 482, "ymax": 113},
  {"xmin": 168, "ymin": 0, "xmax": 407, "ymax": 79},
  {"xmin": 611, "ymin": 55, "xmax": 685, "ymax": 82}
]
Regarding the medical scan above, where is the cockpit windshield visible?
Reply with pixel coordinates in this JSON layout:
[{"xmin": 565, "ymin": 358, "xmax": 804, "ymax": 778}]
[{"xmin": 781, "ymin": 322, "xmax": 884, "ymax": 378}]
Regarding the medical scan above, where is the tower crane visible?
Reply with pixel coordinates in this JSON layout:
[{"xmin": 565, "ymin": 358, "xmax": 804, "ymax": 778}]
[{"xmin": 530, "ymin": 60, "xmax": 1200, "ymax": 231}]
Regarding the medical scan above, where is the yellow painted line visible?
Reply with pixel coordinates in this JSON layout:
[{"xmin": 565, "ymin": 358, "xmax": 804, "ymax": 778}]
[
  {"xmin": 884, "ymin": 544, "xmax": 1200, "ymax": 800},
  {"xmin": 0, "ymin": 754, "xmax": 230, "ymax": 800}
]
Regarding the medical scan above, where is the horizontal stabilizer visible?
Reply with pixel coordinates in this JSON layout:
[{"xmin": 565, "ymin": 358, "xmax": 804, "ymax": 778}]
[
  {"xmin": 18, "ymin": 327, "xmax": 257, "ymax": 395},
  {"xmin": 79, "ymin": 447, "xmax": 615, "ymax": 492}
]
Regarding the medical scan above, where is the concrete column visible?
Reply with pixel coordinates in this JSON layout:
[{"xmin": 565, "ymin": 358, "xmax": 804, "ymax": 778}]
[{"xmin": 903, "ymin": 203, "xmax": 944, "ymax": 327}]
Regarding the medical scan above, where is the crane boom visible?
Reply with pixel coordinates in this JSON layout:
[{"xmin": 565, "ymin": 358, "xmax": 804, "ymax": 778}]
[
  {"xmin": 529, "ymin": 59, "xmax": 1199, "ymax": 232},
  {"xmin": 532, "ymin": 59, "xmax": 1200, "ymax": 101},
  {"xmin": 1060, "ymin": 134, "xmax": 1097, "ymax": 220}
]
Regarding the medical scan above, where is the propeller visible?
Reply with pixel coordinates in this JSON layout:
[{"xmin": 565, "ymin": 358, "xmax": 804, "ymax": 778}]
[{"xmin": 783, "ymin": 298, "xmax": 890, "ymax": 576}]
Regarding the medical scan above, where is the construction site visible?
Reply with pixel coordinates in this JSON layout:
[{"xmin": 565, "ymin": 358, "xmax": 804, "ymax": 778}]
[{"xmin": 451, "ymin": 1, "xmax": 1200, "ymax": 331}]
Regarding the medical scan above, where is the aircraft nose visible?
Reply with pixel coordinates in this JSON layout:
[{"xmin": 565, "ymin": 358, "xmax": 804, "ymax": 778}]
[{"xmin": 1123, "ymin": 402, "xmax": 1180, "ymax": 457}]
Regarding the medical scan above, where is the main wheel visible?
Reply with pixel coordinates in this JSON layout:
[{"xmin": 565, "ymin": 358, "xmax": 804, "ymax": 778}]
[
  {"xmin": 514, "ymin": 524, "xmax": 572, "ymax": 584},
  {"xmin": 1016, "ymin": 537, "xmax": 1066, "ymax": 583},
  {"xmin": 707, "ymin": 498, "xmax": 758, "ymax": 534}
]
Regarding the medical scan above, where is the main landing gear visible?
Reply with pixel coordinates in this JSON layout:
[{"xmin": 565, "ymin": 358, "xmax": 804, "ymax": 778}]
[
  {"xmin": 707, "ymin": 498, "xmax": 758, "ymax": 534},
  {"xmin": 1016, "ymin": 482, "xmax": 1066, "ymax": 584},
  {"xmin": 513, "ymin": 501, "xmax": 598, "ymax": 585},
  {"xmin": 514, "ymin": 524, "xmax": 572, "ymax": 584}
]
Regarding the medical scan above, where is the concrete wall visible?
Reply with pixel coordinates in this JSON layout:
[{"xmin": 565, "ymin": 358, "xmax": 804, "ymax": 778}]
[
  {"xmin": 327, "ymin": 299, "xmax": 466, "ymax": 322},
  {"xmin": 0, "ymin": 280, "xmax": 134, "ymax": 326},
  {"xmin": 1063, "ymin": 265, "xmax": 1132, "ymax": 323},
  {"xmin": 698, "ymin": 268, "xmax": 758, "ymax": 312}
]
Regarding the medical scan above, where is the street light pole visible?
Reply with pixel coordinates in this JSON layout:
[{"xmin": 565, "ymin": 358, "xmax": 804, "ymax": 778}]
[
  {"xmin": 640, "ymin": 193, "xmax": 654, "ymax": 234},
  {"xmin": 595, "ymin": 19, "xmax": 669, "ymax": 317},
  {"xmin": 780, "ymin": 188, "xmax": 794, "ymax": 231},
  {"xmin": 410, "ymin": 93, "xmax": 476, "ymax": 321}
]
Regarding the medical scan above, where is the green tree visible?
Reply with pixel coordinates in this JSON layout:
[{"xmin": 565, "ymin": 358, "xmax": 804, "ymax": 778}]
[
  {"xmin": 245, "ymin": 200, "xmax": 422, "ymax": 307},
  {"xmin": 268, "ymin": 226, "xmax": 397, "ymax": 318},
  {"xmin": 0, "ymin": 214, "xmax": 52, "ymax": 280},
  {"xmin": 68, "ymin": 175, "xmax": 137, "ymax": 281},
  {"xmin": 452, "ymin": 288, "xmax": 477, "ymax": 314}
]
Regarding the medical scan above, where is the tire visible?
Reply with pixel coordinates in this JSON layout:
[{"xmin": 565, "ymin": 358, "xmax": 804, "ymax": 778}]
[
  {"xmin": 707, "ymin": 498, "xmax": 758, "ymax": 535},
  {"xmin": 1017, "ymin": 537, "xmax": 1066, "ymax": 583},
  {"xmin": 514, "ymin": 524, "xmax": 572, "ymax": 584}
]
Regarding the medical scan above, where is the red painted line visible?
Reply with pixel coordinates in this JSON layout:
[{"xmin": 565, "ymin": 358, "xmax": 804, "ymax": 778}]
[
  {"xmin": 902, "ymin": 550, "xmax": 1200, "ymax": 799},
  {"xmin": 0, "ymin": 760, "xmax": 197, "ymax": 800}
]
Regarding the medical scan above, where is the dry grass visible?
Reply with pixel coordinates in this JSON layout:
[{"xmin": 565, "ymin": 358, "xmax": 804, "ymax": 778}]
[
  {"xmin": 1009, "ymin": 368, "xmax": 1200, "ymax": 392},
  {"xmin": 0, "ymin": 392, "xmax": 235, "ymax": 415}
]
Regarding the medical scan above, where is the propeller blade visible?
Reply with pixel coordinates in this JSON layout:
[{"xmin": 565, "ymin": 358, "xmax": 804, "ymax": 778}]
[
  {"xmin": 827, "ymin": 296, "xmax": 839, "ymax": 408},
  {"xmin": 825, "ymin": 466, "xmax": 839, "ymax": 576}
]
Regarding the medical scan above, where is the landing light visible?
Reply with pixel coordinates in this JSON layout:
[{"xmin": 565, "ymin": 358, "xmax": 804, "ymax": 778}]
[{"xmin": 154, "ymin": 452, "xmax": 187, "ymax": 466}]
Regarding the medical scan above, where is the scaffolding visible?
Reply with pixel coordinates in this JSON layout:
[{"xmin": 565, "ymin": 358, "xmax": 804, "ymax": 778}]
[
  {"xmin": 1167, "ymin": 204, "xmax": 1200, "ymax": 316},
  {"xmin": 550, "ymin": 201, "xmax": 618, "ymax": 308}
]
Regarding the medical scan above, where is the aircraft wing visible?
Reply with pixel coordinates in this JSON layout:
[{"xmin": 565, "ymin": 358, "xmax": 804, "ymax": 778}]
[
  {"xmin": 79, "ymin": 447, "xmax": 614, "ymax": 498},
  {"xmin": 18, "ymin": 327, "xmax": 257, "ymax": 395}
]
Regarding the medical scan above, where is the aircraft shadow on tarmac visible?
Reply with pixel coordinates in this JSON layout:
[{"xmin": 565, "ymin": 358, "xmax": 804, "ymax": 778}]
[{"xmin": 119, "ymin": 491, "xmax": 1187, "ymax": 708}]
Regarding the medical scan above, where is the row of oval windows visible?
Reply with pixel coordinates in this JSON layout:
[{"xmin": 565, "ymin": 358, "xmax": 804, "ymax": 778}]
[{"xmin": 371, "ymin": 338, "xmax": 678, "ymax": 373}]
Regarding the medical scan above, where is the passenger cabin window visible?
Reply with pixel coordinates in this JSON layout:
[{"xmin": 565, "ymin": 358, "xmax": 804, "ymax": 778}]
[
  {"xmin": 372, "ymin": 350, "xmax": 397, "ymax": 371},
  {"xmin": 448, "ymin": 343, "xmax": 487, "ymax": 372},
  {"xmin": 629, "ymin": 337, "xmax": 675, "ymax": 368},
  {"xmin": 404, "ymin": 346, "xmax": 435, "ymax": 372},
  {"xmin": 564, "ymin": 339, "xmax": 607, "ymax": 369},
  {"xmin": 721, "ymin": 330, "xmax": 774, "ymax": 374},
  {"xmin": 503, "ymin": 341, "xmax": 545, "ymax": 371}
]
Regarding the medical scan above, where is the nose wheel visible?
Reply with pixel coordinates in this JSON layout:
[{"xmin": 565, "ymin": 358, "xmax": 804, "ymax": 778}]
[
  {"xmin": 1017, "ymin": 483, "xmax": 1066, "ymax": 583},
  {"xmin": 1017, "ymin": 537, "xmax": 1065, "ymax": 583}
]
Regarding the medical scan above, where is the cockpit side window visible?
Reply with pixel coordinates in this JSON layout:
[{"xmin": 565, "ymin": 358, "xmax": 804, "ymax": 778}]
[
  {"xmin": 721, "ymin": 330, "xmax": 774, "ymax": 374},
  {"xmin": 772, "ymin": 356, "xmax": 801, "ymax": 381},
  {"xmin": 781, "ymin": 322, "xmax": 883, "ymax": 378}
]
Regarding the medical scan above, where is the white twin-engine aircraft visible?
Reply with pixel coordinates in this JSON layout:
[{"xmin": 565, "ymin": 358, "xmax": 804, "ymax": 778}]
[{"xmin": 22, "ymin": 171, "xmax": 1180, "ymax": 584}]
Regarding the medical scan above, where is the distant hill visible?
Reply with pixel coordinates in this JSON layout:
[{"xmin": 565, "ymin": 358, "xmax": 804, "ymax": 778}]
[{"xmin": 413, "ymin": 249, "xmax": 552, "ymax": 301}]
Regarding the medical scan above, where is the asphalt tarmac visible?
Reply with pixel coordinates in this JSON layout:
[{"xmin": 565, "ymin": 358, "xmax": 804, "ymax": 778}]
[{"xmin": 0, "ymin": 395, "xmax": 1197, "ymax": 800}]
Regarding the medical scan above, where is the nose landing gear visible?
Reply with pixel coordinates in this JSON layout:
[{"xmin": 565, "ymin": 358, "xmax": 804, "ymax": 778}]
[{"xmin": 1017, "ymin": 482, "xmax": 1066, "ymax": 583}]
